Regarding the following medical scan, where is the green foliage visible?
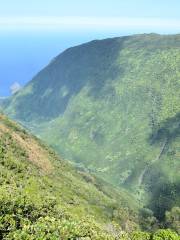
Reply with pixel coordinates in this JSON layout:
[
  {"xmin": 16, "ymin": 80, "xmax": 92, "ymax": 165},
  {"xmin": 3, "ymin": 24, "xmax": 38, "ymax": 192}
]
[
  {"xmin": 0, "ymin": 196, "xmax": 114, "ymax": 239},
  {"xmin": 2, "ymin": 34, "xmax": 180, "ymax": 235},
  {"xmin": 130, "ymin": 231, "xmax": 151, "ymax": 240},
  {"xmin": 165, "ymin": 207, "xmax": 180, "ymax": 234},
  {"xmin": 152, "ymin": 229, "xmax": 179, "ymax": 240},
  {"xmin": 0, "ymin": 115, "xmax": 142, "ymax": 239}
]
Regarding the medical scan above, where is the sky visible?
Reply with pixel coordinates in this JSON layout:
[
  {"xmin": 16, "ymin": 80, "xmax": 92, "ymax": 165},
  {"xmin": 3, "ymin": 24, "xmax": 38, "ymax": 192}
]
[
  {"xmin": 1, "ymin": 0, "xmax": 180, "ymax": 18},
  {"xmin": 0, "ymin": 0, "xmax": 180, "ymax": 30},
  {"xmin": 0, "ymin": 0, "xmax": 180, "ymax": 96}
]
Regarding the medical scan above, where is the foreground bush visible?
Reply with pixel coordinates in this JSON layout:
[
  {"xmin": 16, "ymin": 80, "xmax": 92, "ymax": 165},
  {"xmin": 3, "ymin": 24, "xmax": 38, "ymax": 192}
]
[
  {"xmin": 0, "ymin": 196, "xmax": 115, "ymax": 239},
  {"xmin": 0, "ymin": 196, "xmax": 179, "ymax": 240}
]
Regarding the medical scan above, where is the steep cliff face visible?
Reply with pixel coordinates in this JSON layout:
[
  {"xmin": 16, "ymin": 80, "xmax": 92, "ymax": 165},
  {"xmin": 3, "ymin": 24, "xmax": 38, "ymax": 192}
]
[{"xmin": 3, "ymin": 34, "xmax": 180, "ymax": 220}]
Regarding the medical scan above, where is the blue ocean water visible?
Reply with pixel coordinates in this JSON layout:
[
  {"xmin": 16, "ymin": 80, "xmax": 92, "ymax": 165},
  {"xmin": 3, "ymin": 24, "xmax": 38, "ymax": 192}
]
[
  {"xmin": 0, "ymin": 30, "xmax": 89, "ymax": 96},
  {"xmin": 0, "ymin": 28, "xmax": 150, "ymax": 97}
]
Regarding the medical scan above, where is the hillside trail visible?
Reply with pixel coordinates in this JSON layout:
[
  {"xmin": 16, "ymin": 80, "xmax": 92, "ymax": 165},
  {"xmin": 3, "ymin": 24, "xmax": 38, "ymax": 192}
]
[{"xmin": 138, "ymin": 138, "xmax": 168, "ymax": 187}]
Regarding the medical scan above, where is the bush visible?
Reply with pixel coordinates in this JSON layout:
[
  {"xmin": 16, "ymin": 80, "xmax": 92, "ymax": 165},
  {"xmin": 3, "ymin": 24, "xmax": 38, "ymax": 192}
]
[
  {"xmin": 165, "ymin": 207, "xmax": 180, "ymax": 234},
  {"xmin": 152, "ymin": 229, "xmax": 179, "ymax": 240}
]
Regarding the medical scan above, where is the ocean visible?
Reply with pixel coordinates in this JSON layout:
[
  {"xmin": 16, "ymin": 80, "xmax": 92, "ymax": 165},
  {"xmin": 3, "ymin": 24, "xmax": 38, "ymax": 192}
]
[{"xmin": 0, "ymin": 28, "xmax": 152, "ymax": 96}]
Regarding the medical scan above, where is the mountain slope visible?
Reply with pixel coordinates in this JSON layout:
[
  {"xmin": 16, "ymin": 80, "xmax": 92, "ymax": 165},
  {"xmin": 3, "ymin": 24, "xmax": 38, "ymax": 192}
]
[
  {"xmin": 0, "ymin": 98, "xmax": 6, "ymax": 108},
  {"xmin": 3, "ymin": 33, "xmax": 180, "ymax": 221},
  {"xmin": 0, "ymin": 114, "xmax": 142, "ymax": 239}
]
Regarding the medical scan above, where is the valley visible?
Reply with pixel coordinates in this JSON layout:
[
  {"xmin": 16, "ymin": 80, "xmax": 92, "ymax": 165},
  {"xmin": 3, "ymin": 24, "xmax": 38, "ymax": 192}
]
[{"xmin": 1, "ymin": 33, "xmax": 180, "ymax": 238}]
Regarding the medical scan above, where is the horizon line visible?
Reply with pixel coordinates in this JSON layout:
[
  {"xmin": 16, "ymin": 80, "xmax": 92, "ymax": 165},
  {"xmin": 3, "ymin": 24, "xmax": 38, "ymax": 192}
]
[{"xmin": 0, "ymin": 16, "xmax": 180, "ymax": 30}]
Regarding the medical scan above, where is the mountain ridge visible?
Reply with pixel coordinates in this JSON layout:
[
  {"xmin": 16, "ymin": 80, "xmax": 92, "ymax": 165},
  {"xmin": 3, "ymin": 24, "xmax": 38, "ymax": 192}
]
[{"xmin": 2, "ymin": 33, "xmax": 180, "ymax": 226}]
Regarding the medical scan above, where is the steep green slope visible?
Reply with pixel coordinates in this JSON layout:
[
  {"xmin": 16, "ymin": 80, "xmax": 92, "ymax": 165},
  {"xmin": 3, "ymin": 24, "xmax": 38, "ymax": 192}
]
[
  {"xmin": 0, "ymin": 114, "xmax": 142, "ymax": 239},
  {"xmin": 3, "ymin": 34, "xmax": 180, "ymax": 222},
  {"xmin": 0, "ymin": 118, "xmax": 179, "ymax": 239}
]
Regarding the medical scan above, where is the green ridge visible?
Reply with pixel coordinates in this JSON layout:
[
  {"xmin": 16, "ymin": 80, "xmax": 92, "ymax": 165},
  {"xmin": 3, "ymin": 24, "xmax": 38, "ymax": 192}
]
[{"xmin": 2, "ymin": 33, "xmax": 180, "ymax": 229}]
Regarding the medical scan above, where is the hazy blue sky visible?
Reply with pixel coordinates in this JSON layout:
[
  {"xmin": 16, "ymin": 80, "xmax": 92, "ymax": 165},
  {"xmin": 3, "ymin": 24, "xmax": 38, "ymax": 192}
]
[
  {"xmin": 1, "ymin": 0, "xmax": 180, "ymax": 18},
  {"xmin": 0, "ymin": 0, "xmax": 180, "ymax": 30},
  {"xmin": 0, "ymin": 1, "xmax": 180, "ymax": 96}
]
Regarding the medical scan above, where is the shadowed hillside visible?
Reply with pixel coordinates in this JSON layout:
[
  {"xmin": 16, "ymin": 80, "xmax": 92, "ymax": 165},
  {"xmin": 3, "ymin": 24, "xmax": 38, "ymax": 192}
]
[
  {"xmin": 2, "ymin": 33, "xmax": 180, "ymax": 229},
  {"xmin": 1, "ymin": 115, "xmax": 179, "ymax": 239}
]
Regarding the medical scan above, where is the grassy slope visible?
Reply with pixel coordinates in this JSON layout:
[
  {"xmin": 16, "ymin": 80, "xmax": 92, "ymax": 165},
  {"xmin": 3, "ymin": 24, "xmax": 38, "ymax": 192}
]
[
  {"xmin": 0, "ymin": 114, "xmax": 142, "ymax": 239},
  {"xmin": 3, "ymin": 34, "xmax": 180, "ymax": 219}
]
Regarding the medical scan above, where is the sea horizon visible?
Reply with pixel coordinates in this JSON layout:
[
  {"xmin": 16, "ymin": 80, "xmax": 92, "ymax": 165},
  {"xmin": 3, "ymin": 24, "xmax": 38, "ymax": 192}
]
[{"xmin": 0, "ymin": 28, "xmax": 179, "ymax": 97}]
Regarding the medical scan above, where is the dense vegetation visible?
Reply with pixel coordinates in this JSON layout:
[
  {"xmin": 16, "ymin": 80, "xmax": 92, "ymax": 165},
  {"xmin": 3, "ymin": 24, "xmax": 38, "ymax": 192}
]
[
  {"xmin": 1, "ymin": 33, "xmax": 180, "ymax": 236},
  {"xmin": 0, "ymin": 115, "xmax": 179, "ymax": 239},
  {"xmin": 0, "ymin": 114, "xmax": 136, "ymax": 239}
]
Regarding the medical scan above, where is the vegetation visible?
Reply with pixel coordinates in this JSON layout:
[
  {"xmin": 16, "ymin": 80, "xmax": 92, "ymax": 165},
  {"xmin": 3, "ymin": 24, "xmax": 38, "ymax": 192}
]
[
  {"xmin": 0, "ymin": 114, "xmax": 179, "ymax": 239},
  {"xmin": 1, "ymin": 34, "xmax": 180, "ymax": 237},
  {"xmin": 0, "ymin": 114, "xmax": 135, "ymax": 239}
]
